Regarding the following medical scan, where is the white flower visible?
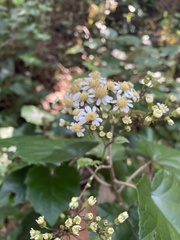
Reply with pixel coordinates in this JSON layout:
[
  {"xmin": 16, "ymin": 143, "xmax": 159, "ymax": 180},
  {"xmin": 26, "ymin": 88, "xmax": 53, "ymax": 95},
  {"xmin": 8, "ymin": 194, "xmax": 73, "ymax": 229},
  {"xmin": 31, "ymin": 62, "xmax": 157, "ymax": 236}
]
[
  {"xmin": 77, "ymin": 106, "xmax": 103, "ymax": 127},
  {"xmin": 113, "ymin": 97, "xmax": 133, "ymax": 113},
  {"xmin": 122, "ymin": 116, "xmax": 132, "ymax": 124},
  {"xmin": 67, "ymin": 122, "xmax": 85, "ymax": 137},
  {"xmin": 157, "ymin": 103, "xmax": 169, "ymax": 114},
  {"xmin": 94, "ymin": 85, "xmax": 113, "ymax": 106},
  {"xmin": 117, "ymin": 81, "xmax": 134, "ymax": 98}
]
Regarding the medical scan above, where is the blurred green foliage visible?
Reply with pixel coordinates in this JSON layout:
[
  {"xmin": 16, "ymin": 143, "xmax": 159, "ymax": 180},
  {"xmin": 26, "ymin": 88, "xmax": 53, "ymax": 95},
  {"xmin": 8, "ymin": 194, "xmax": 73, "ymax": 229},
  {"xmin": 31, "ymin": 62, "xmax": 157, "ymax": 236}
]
[{"xmin": 0, "ymin": 0, "xmax": 180, "ymax": 239}]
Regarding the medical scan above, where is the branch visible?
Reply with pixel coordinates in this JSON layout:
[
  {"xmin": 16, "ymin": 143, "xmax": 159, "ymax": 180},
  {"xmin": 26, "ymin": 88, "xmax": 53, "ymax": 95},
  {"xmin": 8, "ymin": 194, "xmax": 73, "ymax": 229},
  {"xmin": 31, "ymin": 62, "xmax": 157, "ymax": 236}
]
[{"xmin": 118, "ymin": 161, "xmax": 152, "ymax": 193}]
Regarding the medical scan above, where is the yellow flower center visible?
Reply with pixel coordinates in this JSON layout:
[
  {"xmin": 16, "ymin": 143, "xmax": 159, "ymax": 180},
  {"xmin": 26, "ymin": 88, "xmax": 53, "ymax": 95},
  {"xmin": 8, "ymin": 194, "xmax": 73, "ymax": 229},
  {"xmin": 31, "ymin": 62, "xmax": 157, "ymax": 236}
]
[
  {"xmin": 64, "ymin": 98, "xmax": 73, "ymax": 108},
  {"xmin": 79, "ymin": 92, "xmax": 89, "ymax": 101},
  {"xmin": 86, "ymin": 112, "xmax": 96, "ymax": 122},
  {"xmin": 107, "ymin": 80, "xmax": 114, "ymax": 91},
  {"xmin": 95, "ymin": 86, "xmax": 107, "ymax": 98},
  {"xmin": 117, "ymin": 97, "xmax": 127, "ymax": 108},
  {"xmin": 70, "ymin": 84, "xmax": 80, "ymax": 94},
  {"xmin": 90, "ymin": 71, "xmax": 101, "ymax": 79},
  {"xmin": 89, "ymin": 79, "xmax": 100, "ymax": 88},
  {"xmin": 72, "ymin": 109, "xmax": 80, "ymax": 116},
  {"xmin": 71, "ymin": 123, "xmax": 82, "ymax": 132},
  {"xmin": 120, "ymin": 82, "xmax": 131, "ymax": 91}
]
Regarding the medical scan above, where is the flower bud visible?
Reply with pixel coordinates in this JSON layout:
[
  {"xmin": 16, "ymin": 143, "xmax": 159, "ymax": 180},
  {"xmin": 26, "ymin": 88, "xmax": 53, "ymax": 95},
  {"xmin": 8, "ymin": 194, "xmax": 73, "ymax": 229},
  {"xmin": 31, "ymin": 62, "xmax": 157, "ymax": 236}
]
[
  {"xmin": 107, "ymin": 227, "xmax": 114, "ymax": 235},
  {"xmin": 145, "ymin": 94, "xmax": 154, "ymax": 104},
  {"xmin": 65, "ymin": 218, "xmax": 73, "ymax": 228},
  {"xmin": 106, "ymin": 132, "xmax": 113, "ymax": 139},
  {"xmin": 169, "ymin": 95, "xmax": 176, "ymax": 102},
  {"xmin": 115, "ymin": 211, "xmax": 129, "ymax": 224},
  {"xmin": 89, "ymin": 222, "xmax": 98, "ymax": 232},
  {"xmin": 144, "ymin": 116, "xmax": 152, "ymax": 126},
  {"xmin": 69, "ymin": 197, "xmax": 79, "ymax": 210},
  {"xmin": 71, "ymin": 225, "xmax": 81, "ymax": 236},
  {"xmin": 36, "ymin": 216, "xmax": 46, "ymax": 228},
  {"xmin": 73, "ymin": 215, "xmax": 81, "ymax": 225},
  {"xmin": 153, "ymin": 109, "xmax": 163, "ymax": 118},
  {"xmin": 42, "ymin": 233, "xmax": 53, "ymax": 240},
  {"xmin": 95, "ymin": 216, "xmax": 101, "ymax": 222},
  {"xmin": 84, "ymin": 213, "xmax": 94, "ymax": 221}
]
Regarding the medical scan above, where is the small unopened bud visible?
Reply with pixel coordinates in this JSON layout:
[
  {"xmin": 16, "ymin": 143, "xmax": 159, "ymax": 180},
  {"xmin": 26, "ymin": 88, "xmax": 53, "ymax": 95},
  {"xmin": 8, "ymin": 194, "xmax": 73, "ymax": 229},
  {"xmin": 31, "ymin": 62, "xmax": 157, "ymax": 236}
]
[
  {"xmin": 65, "ymin": 218, "xmax": 73, "ymax": 228},
  {"xmin": 176, "ymin": 107, "xmax": 180, "ymax": 115},
  {"xmin": 153, "ymin": 109, "xmax": 163, "ymax": 118},
  {"xmin": 115, "ymin": 211, "xmax": 129, "ymax": 224},
  {"xmin": 84, "ymin": 213, "xmax": 94, "ymax": 221},
  {"xmin": 106, "ymin": 132, "xmax": 113, "ymax": 139},
  {"xmin": 145, "ymin": 94, "xmax": 154, "ymax": 104},
  {"xmin": 71, "ymin": 225, "xmax": 81, "ymax": 236},
  {"xmin": 144, "ymin": 116, "xmax": 152, "ymax": 126},
  {"xmin": 102, "ymin": 113, "xmax": 109, "ymax": 119},
  {"xmin": 69, "ymin": 197, "xmax": 79, "ymax": 210},
  {"xmin": 99, "ymin": 131, "xmax": 105, "ymax": 137},
  {"xmin": 89, "ymin": 222, "xmax": 98, "ymax": 232},
  {"xmin": 124, "ymin": 126, "xmax": 131, "ymax": 132},
  {"xmin": 103, "ymin": 220, "xmax": 109, "ymax": 226},
  {"xmin": 95, "ymin": 216, "xmax": 101, "ymax": 222},
  {"xmin": 169, "ymin": 95, "xmax": 176, "ymax": 102},
  {"xmin": 42, "ymin": 233, "xmax": 53, "ymax": 240},
  {"xmin": 90, "ymin": 125, "xmax": 96, "ymax": 131},
  {"xmin": 107, "ymin": 227, "xmax": 114, "ymax": 235},
  {"xmin": 165, "ymin": 117, "xmax": 174, "ymax": 126},
  {"xmin": 73, "ymin": 216, "xmax": 81, "ymax": 225}
]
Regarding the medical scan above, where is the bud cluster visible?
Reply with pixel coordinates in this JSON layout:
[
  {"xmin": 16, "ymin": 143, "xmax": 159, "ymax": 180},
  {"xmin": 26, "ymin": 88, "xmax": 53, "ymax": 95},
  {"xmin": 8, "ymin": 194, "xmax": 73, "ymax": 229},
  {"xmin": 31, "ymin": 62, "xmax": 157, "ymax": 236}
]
[{"xmin": 30, "ymin": 196, "xmax": 129, "ymax": 240}]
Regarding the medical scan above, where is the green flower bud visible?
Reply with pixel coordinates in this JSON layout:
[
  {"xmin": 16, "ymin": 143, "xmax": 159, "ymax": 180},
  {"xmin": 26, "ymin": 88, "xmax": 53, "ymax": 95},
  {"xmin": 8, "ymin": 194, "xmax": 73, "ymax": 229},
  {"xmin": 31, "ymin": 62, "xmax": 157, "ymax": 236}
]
[
  {"xmin": 84, "ymin": 213, "xmax": 94, "ymax": 221},
  {"xmin": 65, "ymin": 218, "xmax": 73, "ymax": 228},
  {"xmin": 73, "ymin": 215, "xmax": 81, "ymax": 225}
]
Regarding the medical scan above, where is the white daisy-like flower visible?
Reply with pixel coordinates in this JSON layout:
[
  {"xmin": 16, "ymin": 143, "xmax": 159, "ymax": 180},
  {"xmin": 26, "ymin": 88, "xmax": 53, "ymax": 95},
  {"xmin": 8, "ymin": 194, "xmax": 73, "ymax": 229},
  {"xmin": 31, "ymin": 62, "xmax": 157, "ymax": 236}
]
[
  {"xmin": 131, "ymin": 90, "xmax": 140, "ymax": 102},
  {"xmin": 113, "ymin": 97, "xmax": 133, "ymax": 113},
  {"xmin": 157, "ymin": 103, "xmax": 169, "ymax": 114},
  {"xmin": 67, "ymin": 122, "xmax": 85, "ymax": 137},
  {"xmin": 63, "ymin": 92, "xmax": 80, "ymax": 113},
  {"xmin": 117, "ymin": 81, "xmax": 134, "ymax": 98},
  {"xmin": 77, "ymin": 106, "xmax": 103, "ymax": 126},
  {"xmin": 73, "ymin": 91, "xmax": 95, "ymax": 107},
  {"xmin": 94, "ymin": 85, "xmax": 113, "ymax": 106},
  {"xmin": 106, "ymin": 80, "xmax": 120, "ymax": 94}
]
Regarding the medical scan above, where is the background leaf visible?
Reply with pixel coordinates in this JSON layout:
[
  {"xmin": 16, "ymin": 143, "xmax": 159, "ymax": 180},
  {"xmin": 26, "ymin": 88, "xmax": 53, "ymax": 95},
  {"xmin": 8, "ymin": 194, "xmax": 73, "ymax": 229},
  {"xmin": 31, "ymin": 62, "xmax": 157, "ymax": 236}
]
[
  {"xmin": 137, "ymin": 170, "xmax": 180, "ymax": 240},
  {"xmin": 25, "ymin": 165, "xmax": 80, "ymax": 225}
]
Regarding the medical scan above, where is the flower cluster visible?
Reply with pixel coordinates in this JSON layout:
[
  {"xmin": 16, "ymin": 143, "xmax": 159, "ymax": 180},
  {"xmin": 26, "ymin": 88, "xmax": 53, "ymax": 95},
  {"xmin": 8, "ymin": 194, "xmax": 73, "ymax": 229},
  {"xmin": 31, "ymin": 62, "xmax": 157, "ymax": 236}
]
[
  {"xmin": 60, "ymin": 71, "xmax": 139, "ymax": 137},
  {"xmin": 30, "ymin": 196, "xmax": 129, "ymax": 240}
]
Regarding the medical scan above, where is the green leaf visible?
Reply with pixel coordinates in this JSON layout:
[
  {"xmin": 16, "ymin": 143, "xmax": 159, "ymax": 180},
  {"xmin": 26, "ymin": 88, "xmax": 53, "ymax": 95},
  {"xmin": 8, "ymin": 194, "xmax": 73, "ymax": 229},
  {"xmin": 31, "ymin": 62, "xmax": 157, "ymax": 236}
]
[
  {"xmin": 65, "ymin": 45, "xmax": 84, "ymax": 54},
  {"xmin": 98, "ymin": 203, "xmax": 139, "ymax": 240},
  {"xmin": 21, "ymin": 105, "xmax": 55, "ymax": 126},
  {"xmin": 18, "ymin": 53, "xmax": 43, "ymax": 66},
  {"xmin": 116, "ymin": 35, "xmax": 141, "ymax": 47},
  {"xmin": 160, "ymin": 45, "xmax": 180, "ymax": 56},
  {"xmin": 115, "ymin": 136, "xmax": 129, "ymax": 144},
  {"xmin": 25, "ymin": 165, "xmax": 80, "ymax": 225},
  {"xmin": 135, "ymin": 138, "xmax": 180, "ymax": 176},
  {"xmin": 84, "ymin": 38, "xmax": 103, "ymax": 49},
  {"xmin": 137, "ymin": 170, "xmax": 180, "ymax": 240},
  {"xmin": 0, "ymin": 167, "xmax": 28, "ymax": 206},
  {"xmin": 0, "ymin": 136, "xmax": 99, "ymax": 164},
  {"xmin": 77, "ymin": 157, "xmax": 101, "ymax": 169}
]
